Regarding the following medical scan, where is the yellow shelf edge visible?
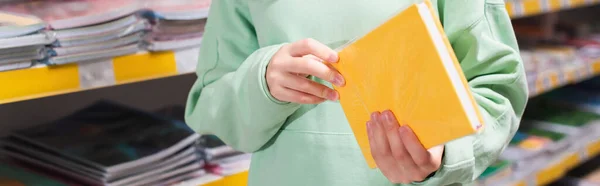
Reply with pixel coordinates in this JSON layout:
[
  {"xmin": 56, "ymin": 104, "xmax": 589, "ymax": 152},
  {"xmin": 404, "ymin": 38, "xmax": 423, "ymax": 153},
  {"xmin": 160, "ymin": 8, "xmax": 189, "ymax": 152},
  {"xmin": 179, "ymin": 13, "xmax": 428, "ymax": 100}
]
[
  {"xmin": 0, "ymin": 51, "xmax": 194, "ymax": 105},
  {"xmin": 507, "ymin": 0, "xmax": 600, "ymax": 19},
  {"xmin": 535, "ymin": 153, "xmax": 580, "ymax": 185}
]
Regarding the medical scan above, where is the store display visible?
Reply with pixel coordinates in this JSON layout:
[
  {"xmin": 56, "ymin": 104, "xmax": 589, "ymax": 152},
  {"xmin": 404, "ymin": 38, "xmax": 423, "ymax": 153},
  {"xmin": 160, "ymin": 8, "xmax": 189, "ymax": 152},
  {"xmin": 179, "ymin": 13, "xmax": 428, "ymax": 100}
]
[
  {"xmin": 0, "ymin": 101, "xmax": 203, "ymax": 186},
  {"xmin": 476, "ymin": 82, "xmax": 600, "ymax": 185},
  {"xmin": 0, "ymin": 0, "xmax": 210, "ymax": 68}
]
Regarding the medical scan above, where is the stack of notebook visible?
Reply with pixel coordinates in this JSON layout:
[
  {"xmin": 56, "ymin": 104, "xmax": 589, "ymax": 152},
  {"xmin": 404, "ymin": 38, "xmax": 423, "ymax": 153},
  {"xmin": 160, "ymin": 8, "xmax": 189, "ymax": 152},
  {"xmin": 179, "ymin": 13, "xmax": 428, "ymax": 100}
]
[
  {"xmin": 48, "ymin": 14, "xmax": 148, "ymax": 65},
  {"xmin": 0, "ymin": 101, "xmax": 205, "ymax": 186},
  {"xmin": 197, "ymin": 135, "xmax": 251, "ymax": 176},
  {"xmin": 153, "ymin": 105, "xmax": 251, "ymax": 176},
  {"xmin": 0, "ymin": 0, "xmax": 212, "ymax": 68},
  {"xmin": 1, "ymin": 0, "xmax": 145, "ymax": 65},
  {"xmin": 142, "ymin": 0, "xmax": 210, "ymax": 51},
  {"xmin": 0, "ymin": 11, "xmax": 54, "ymax": 71},
  {"xmin": 153, "ymin": 106, "xmax": 249, "ymax": 185}
]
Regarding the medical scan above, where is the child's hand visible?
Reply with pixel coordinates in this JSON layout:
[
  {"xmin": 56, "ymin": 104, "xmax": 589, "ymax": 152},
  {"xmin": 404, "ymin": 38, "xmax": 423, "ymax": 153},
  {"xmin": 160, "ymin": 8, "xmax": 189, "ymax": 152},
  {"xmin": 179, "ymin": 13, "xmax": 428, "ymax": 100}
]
[
  {"xmin": 366, "ymin": 110, "xmax": 444, "ymax": 184},
  {"xmin": 266, "ymin": 38, "xmax": 345, "ymax": 104}
]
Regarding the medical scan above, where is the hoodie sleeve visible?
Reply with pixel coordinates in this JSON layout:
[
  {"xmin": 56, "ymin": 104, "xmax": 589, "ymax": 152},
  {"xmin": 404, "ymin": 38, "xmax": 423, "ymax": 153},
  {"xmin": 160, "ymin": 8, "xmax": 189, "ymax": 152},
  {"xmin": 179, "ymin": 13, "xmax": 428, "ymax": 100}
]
[{"xmin": 184, "ymin": 0, "xmax": 300, "ymax": 153}]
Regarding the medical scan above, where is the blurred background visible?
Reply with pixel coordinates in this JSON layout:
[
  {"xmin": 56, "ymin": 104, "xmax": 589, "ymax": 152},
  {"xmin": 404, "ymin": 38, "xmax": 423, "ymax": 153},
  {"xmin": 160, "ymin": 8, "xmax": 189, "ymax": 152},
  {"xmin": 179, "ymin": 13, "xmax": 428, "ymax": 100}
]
[{"xmin": 0, "ymin": 0, "xmax": 600, "ymax": 186}]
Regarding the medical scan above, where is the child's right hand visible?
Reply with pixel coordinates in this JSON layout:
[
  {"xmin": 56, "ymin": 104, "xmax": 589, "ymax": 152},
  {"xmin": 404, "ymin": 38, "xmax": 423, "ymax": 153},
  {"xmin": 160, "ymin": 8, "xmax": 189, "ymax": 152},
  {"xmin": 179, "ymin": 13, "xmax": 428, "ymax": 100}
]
[{"xmin": 266, "ymin": 38, "xmax": 345, "ymax": 104}]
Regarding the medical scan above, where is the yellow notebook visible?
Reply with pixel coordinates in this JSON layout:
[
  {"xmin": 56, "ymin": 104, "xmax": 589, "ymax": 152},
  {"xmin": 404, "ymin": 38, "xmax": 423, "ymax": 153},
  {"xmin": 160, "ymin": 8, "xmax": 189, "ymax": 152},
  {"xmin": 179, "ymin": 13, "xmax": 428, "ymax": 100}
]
[{"xmin": 331, "ymin": 0, "xmax": 484, "ymax": 169}]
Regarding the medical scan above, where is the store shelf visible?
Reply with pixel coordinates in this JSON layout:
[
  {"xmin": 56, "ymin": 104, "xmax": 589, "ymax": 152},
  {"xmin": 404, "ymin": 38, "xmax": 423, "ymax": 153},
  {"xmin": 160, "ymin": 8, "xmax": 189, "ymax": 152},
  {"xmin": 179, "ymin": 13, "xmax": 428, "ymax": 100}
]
[
  {"xmin": 487, "ymin": 135, "xmax": 600, "ymax": 186},
  {"xmin": 506, "ymin": 0, "xmax": 600, "ymax": 18},
  {"xmin": 528, "ymin": 59, "xmax": 600, "ymax": 97},
  {"xmin": 0, "ymin": 48, "xmax": 199, "ymax": 105}
]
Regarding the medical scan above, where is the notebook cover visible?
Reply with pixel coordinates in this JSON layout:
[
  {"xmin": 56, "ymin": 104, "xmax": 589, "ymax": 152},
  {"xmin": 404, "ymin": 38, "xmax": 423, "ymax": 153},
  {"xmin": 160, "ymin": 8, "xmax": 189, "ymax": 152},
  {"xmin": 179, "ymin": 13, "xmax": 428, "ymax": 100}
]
[
  {"xmin": 53, "ymin": 14, "xmax": 140, "ymax": 39},
  {"xmin": 9, "ymin": 100, "xmax": 199, "ymax": 173},
  {"xmin": 0, "ymin": 11, "xmax": 46, "ymax": 38},
  {"xmin": 1, "ymin": 0, "xmax": 140, "ymax": 29},
  {"xmin": 0, "ymin": 162, "xmax": 67, "ymax": 186},
  {"xmin": 144, "ymin": 0, "xmax": 211, "ymax": 20},
  {"xmin": 331, "ymin": 0, "xmax": 483, "ymax": 168}
]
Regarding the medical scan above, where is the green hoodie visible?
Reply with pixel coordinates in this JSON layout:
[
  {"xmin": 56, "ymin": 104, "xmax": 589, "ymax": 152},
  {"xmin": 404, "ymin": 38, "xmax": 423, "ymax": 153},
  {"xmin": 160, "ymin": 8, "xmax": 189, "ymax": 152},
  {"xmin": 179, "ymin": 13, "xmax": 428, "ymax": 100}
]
[{"xmin": 185, "ymin": 0, "xmax": 528, "ymax": 185}]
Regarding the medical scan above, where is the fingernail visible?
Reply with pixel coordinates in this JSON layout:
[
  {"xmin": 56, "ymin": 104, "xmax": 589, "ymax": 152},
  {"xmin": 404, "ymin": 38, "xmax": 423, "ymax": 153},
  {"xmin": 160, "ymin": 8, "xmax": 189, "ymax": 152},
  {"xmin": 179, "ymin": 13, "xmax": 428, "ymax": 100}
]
[
  {"xmin": 383, "ymin": 111, "xmax": 392, "ymax": 122},
  {"xmin": 333, "ymin": 74, "xmax": 345, "ymax": 86},
  {"xmin": 327, "ymin": 90, "xmax": 339, "ymax": 101},
  {"xmin": 371, "ymin": 112, "xmax": 379, "ymax": 122},
  {"xmin": 399, "ymin": 126, "xmax": 409, "ymax": 134},
  {"xmin": 329, "ymin": 53, "xmax": 339, "ymax": 63}
]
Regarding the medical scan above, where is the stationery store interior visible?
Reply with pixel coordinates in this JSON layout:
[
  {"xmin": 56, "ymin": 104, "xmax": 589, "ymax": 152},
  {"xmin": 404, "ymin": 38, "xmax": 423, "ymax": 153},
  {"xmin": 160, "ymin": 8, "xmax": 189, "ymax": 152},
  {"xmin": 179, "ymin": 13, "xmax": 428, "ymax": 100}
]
[{"xmin": 2, "ymin": 0, "xmax": 600, "ymax": 186}]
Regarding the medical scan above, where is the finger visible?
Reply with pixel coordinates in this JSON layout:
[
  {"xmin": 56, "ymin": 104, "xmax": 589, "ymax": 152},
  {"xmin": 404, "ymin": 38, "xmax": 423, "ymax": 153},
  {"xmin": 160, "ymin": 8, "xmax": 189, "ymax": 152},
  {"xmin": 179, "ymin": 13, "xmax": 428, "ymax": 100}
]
[
  {"xmin": 381, "ymin": 111, "xmax": 410, "ymax": 162},
  {"xmin": 368, "ymin": 112, "xmax": 405, "ymax": 183},
  {"xmin": 297, "ymin": 55, "xmax": 318, "ymax": 78},
  {"xmin": 281, "ymin": 73, "xmax": 339, "ymax": 101},
  {"xmin": 271, "ymin": 86, "xmax": 325, "ymax": 104},
  {"xmin": 399, "ymin": 126, "xmax": 436, "ymax": 171},
  {"xmin": 289, "ymin": 38, "xmax": 338, "ymax": 63},
  {"xmin": 427, "ymin": 145, "xmax": 445, "ymax": 170},
  {"xmin": 380, "ymin": 111, "xmax": 422, "ymax": 182},
  {"xmin": 285, "ymin": 57, "xmax": 345, "ymax": 87}
]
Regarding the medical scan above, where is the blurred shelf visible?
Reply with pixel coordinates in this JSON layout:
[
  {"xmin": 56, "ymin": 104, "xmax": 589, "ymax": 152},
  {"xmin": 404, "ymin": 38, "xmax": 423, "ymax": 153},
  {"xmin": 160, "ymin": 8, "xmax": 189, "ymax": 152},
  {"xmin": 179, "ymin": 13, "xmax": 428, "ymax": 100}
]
[
  {"xmin": 506, "ymin": 0, "xmax": 600, "ymax": 18},
  {"xmin": 528, "ymin": 59, "xmax": 600, "ymax": 97},
  {"xmin": 486, "ymin": 136, "xmax": 600, "ymax": 186},
  {"xmin": 0, "ymin": 48, "xmax": 199, "ymax": 105}
]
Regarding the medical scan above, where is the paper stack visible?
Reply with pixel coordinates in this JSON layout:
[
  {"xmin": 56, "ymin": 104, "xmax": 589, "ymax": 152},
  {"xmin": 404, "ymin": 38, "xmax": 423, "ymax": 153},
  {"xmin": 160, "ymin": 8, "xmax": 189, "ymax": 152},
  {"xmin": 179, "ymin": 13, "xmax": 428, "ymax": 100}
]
[
  {"xmin": 142, "ymin": 0, "xmax": 210, "ymax": 51},
  {"xmin": 0, "ymin": 0, "xmax": 212, "ymax": 68},
  {"xmin": 0, "ymin": 101, "xmax": 204, "ymax": 186},
  {"xmin": 1, "ymin": 0, "xmax": 145, "ymax": 65},
  {"xmin": 197, "ymin": 135, "xmax": 251, "ymax": 177},
  {"xmin": 0, "ymin": 11, "xmax": 54, "ymax": 71},
  {"xmin": 153, "ymin": 106, "xmax": 252, "ymax": 184}
]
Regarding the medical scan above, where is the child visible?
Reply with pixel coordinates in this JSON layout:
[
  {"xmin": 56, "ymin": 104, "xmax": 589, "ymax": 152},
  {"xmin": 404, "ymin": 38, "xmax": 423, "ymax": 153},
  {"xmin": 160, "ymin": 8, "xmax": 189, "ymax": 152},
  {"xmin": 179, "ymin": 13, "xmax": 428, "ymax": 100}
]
[{"xmin": 185, "ymin": 0, "xmax": 528, "ymax": 185}]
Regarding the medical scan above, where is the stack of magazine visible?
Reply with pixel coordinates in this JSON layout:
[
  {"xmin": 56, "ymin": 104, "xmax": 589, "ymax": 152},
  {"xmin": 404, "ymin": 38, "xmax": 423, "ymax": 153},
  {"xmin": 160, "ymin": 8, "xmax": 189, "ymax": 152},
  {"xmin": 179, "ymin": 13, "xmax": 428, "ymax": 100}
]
[
  {"xmin": 476, "ymin": 78, "xmax": 600, "ymax": 185},
  {"xmin": 0, "ymin": 101, "xmax": 205, "ymax": 186},
  {"xmin": 142, "ymin": 0, "xmax": 209, "ymax": 51},
  {"xmin": 2, "ymin": 0, "xmax": 145, "ymax": 65},
  {"xmin": 153, "ymin": 106, "xmax": 252, "ymax": 185},
  {"xmin": 167, "ymin": 135, "xmax": 251, "ymax": 186},
  {"xmin": 0, "ymin": 11, "xmax": 55, "ymax": 71},
  {"xmin": 0, "ymin": 0, "xmax": 211, "ymax": 69},
  {"xmin": 198, "ymin": 135, "xmax": 251, "ymax": 176},
  {"xmin": 152, "ymin": 105, "xmax": 251, "ymax": 176}
]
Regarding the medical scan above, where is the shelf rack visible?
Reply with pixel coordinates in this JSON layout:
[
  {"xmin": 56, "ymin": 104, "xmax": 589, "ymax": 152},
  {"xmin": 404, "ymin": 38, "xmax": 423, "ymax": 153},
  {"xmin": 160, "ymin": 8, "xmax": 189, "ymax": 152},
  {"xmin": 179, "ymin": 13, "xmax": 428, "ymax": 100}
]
[
  {"xmin": 488, "ymin": 133, "xmax": 600, "ymax": 186},
  {"xmin": 528, "ymin": 59, "xmax": 600, "ymax": 97},
  {"xmin": 506, "ymin": 0, "xmax": 600, "ymax": 18},
  {"xmin": 0, "ymin": 48, "xmax": 198, "ymax": 105}
]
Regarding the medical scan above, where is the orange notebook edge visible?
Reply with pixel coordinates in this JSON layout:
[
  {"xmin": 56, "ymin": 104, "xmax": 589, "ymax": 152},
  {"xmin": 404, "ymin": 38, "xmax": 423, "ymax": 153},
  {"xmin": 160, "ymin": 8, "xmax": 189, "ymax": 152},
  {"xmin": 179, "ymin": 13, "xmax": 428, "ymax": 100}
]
[{"xmin": 424, "ymin": 0, "xmax": 486, "ymax": 130}]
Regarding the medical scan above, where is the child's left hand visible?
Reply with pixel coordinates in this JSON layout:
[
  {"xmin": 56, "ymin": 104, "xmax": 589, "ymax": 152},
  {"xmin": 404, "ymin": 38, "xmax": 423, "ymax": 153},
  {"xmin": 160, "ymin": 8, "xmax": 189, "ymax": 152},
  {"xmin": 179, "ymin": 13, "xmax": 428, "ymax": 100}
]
[{"xmin": 366, "ymin": 110, "xmax": 444, "ymax": 184}]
